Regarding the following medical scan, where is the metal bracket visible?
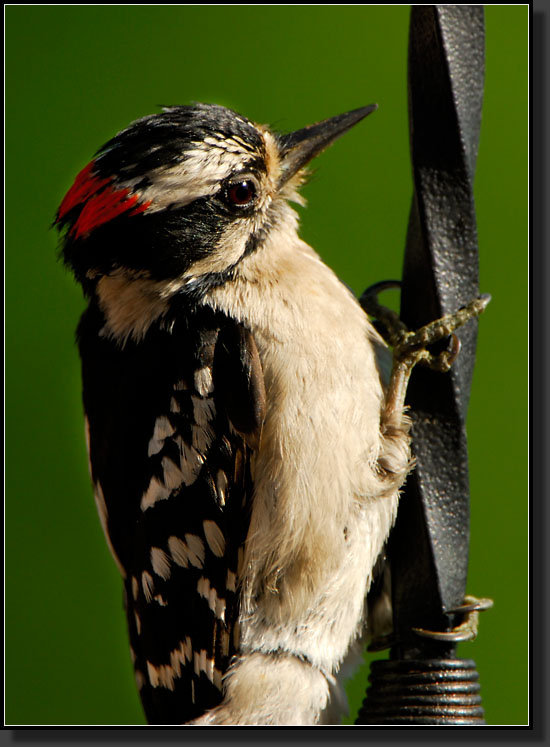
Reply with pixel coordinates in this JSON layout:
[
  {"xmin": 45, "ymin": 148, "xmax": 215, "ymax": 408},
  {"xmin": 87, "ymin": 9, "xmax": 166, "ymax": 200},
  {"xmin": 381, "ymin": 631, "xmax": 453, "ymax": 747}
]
[{"xmin": 357, "ymin": 5, "xmax": 490, "ymax": 725}]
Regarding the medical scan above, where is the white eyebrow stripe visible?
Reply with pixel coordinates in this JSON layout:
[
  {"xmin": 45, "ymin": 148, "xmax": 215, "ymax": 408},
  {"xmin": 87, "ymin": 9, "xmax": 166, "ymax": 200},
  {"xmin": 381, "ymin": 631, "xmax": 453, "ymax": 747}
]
[{"xmin": 121, "ymin": 144, "xmax": 249, "ymax": 214}]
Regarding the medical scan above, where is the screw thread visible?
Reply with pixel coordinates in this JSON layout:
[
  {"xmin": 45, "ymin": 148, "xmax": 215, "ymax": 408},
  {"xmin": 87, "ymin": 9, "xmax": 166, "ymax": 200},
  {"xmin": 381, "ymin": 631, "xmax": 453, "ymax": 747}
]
[{"xmin": 356, "ymin": 659, "xmax": 486, "ymax": 725}]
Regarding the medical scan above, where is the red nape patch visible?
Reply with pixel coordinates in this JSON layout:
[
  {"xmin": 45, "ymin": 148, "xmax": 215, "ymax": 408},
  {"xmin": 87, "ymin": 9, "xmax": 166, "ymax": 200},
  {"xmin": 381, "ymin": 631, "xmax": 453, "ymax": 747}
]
[
  {"xmin": 57, "ymin": 161, "xmax": 111, "ymax": 221},
  {"xmin": 57, "ymin": 160, "xmax": 152, "ymax": 239},
  {"xmin": 72, "ymin": 187, "xmax": 152, "ymax": 238}
]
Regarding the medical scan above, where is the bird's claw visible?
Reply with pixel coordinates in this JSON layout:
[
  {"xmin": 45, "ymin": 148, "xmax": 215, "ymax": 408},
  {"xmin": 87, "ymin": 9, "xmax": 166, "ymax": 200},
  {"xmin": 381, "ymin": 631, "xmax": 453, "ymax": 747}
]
[
  {"xmin": 393, "ymin": 293, "xmax": 491, "ymax": 372},
  {"xmin": 412, "ymin": 595, "xmax": 494, "ymax": 643},
  {"xmin": 367, "ymin": 595, "xmax": 494, "ymax": 651},
  {"xmin": 360, "ymin": 282, "xmax": 491, "ymax": 427},
  {"xmin": 361, "ymin": 282, "xmax": 491, "ymax": 371}
]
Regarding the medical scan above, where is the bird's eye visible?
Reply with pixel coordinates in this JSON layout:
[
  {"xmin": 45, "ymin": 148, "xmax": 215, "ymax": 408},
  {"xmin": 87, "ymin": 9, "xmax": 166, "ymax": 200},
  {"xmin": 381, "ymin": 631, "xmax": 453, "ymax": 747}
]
[{"xmin": 224, "ymin": 179, "xmax": 258, "ymax": 209}]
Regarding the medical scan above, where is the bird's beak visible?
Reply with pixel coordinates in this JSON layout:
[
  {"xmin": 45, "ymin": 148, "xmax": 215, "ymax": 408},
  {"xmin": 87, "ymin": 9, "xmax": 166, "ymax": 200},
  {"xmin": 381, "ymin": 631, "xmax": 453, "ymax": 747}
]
[{"xmin": 277, "ymin": 104, "xmax": 378, "ymax": 188}]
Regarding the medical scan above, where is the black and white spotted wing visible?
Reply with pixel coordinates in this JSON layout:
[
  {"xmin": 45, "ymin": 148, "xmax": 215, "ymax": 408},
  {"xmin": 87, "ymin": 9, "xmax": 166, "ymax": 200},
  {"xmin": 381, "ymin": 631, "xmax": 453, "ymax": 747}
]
[{"xmin": 78, "ymin": 302, "xmax": 265, "ymax": 725}]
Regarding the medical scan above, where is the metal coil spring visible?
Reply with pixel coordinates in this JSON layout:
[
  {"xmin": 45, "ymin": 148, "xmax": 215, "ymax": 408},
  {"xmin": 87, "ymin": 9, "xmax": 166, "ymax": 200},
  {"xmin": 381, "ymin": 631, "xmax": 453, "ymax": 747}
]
[{"xmin": 356, "ymin": 659, "xmax": 486, "ymax": 725}]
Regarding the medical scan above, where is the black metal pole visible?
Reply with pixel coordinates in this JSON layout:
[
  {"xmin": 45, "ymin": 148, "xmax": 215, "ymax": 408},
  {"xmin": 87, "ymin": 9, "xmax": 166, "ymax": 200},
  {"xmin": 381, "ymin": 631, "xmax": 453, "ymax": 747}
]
[{"xmin": 357, "ymin": 5, "xmax": 489, "ymax": 725}]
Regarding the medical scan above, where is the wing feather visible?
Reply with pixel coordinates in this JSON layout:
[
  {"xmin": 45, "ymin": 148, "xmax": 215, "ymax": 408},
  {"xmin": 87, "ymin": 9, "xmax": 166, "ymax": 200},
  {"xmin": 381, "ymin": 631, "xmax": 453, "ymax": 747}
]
[{"xmin": 78, "ymin": 303, "xmax": 264, "ymax": 724}]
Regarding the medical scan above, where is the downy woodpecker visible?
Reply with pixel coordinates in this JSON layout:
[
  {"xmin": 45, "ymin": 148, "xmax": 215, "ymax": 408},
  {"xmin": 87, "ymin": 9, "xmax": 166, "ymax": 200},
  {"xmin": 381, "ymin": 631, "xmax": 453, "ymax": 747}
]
[{"xmin": 56, "ymin": 103, "xmax": 415, "ymax": 725}]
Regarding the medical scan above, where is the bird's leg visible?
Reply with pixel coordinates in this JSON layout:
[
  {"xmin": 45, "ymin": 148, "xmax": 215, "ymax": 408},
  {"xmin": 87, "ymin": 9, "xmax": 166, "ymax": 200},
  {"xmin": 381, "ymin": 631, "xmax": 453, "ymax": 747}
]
[
  {"xmin": 360, "ymin": 282, "xmax": 491, "ymax": 431},
  {"xmin": 361, "ymin": 284, "xmax": 492, "ymax": 649}
]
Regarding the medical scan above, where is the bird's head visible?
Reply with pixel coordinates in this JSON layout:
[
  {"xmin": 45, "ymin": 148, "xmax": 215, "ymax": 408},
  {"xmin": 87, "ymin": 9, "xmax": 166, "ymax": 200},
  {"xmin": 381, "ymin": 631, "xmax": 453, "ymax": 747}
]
[{"xmin": 55, "ymin": 102, "xmax": 376, "ymax": 305}]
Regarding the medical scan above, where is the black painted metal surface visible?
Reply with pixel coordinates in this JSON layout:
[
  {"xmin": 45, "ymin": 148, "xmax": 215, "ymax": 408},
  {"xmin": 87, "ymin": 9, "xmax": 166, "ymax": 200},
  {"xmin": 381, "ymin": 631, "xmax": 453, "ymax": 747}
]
[{"xmin": 357, "ymin": 5, "xmax": 487, "ymax": 725}]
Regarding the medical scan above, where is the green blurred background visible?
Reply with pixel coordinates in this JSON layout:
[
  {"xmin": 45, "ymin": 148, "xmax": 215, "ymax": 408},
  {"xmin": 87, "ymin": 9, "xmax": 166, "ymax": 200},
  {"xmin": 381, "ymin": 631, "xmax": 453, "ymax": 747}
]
[{"xmin": 6, "ymin": 5, "xmax": 528, "ymax": 727}]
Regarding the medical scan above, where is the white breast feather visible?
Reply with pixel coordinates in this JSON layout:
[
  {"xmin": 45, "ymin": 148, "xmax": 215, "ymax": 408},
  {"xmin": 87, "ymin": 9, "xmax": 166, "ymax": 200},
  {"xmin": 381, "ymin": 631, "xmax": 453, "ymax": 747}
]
[{"xmin": 203, "ymin": 204, "xmax": 404, "ymax": 683}]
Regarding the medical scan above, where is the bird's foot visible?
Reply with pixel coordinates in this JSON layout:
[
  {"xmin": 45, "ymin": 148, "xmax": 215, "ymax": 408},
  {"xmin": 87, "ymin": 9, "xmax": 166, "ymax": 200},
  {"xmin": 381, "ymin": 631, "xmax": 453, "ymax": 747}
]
[
  {"xmin": 412, "ymin": 595, "xmax": 494, "ymax": 643},
  {"xmin": 360, "ymin": 281, "xmax": 491, "ymax": 426},
  {"xmin": 367, "ymin": 595, "xmax": 494, "ymax": 651}
]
